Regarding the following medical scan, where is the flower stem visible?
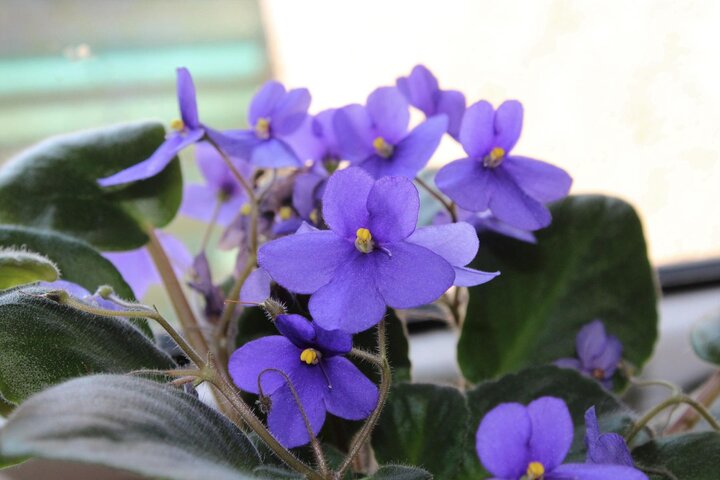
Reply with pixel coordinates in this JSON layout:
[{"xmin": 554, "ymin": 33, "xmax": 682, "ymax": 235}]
[
  {"xmin": 145, "ymin": 228, "xmax": 210, "ymax": 359},
  {"xmin": 56, "ymin": 295, "xmax": 206, "ymax": 369},
  {"xmin": 206, "ymin": 363, "xmax": 323, "ymax": 480},
  {"xmin": 625, "ymin": 392, "xmax": 720, "ymax": 445},
  {"xmin": 414, "ymin": 176, "xmax": 457, "ymax": 223},
  {"xmin": 337, "ymin": 319, "xmax": 392, "ymax": 478},
  {"xmin": 666, "ymin": 369, "xmax": 720, "ymax": 434},
  {"xmin": 258, "ymin": 368, "xmax": 329, "ymax": 477}
]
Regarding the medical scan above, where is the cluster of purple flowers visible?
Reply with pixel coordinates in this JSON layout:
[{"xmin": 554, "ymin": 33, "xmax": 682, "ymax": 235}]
[
  {"xmin": 91, "ymin": 65, "xmax": 578, "ymax": 449},
  {"xmin": 476, "ymin": 396, "xmax": 647, "ymax": 479}
]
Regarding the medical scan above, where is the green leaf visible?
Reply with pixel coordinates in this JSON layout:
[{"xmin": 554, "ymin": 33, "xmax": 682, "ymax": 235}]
[
  {"xmin": 0, "ymin": 375, "xmax": 261, "ymax": 480},
  {"xmin": 0, "ymin": 225, "xmax": 149, "ymax": 335},
  {"xmin": 457, "ymin": 366, "xmax": 633, "ymax": 479},
  {"xmin": 372, "ymin": 383, "xmax": 468, "ymax": 480},
  {"xmin": 632, "ymin": 432, "xmax": 720, "ymax": 480},
  {"xmin": 0, "ymin": 248, "xmax": 58, "ymax": 289},
  {"xmin": 365, "ymin": 465, "xmax": 432, "ymax": 480},
  {"xmin": 0, "ymin": 286, "xmax": 174, "ymax": 404},
  {"xmin": 691, "ymin": 311, "xmax": 720, "ymax": 365},
  {"xmin": 0, "ymin": 121, "xmax": 183, "ymax": 250},
  {"xmin": 459, "ymin": 195, "xmax": 659, "ymax": 384}
]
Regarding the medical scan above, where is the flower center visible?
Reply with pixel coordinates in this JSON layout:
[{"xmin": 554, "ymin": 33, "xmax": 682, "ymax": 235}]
[
  {"xmin": 592, "ymin": 368, "xmax": 606, "ymax": 380},
  {"xmin": 170, "ymin": 119, "xmax": 185, "ymax": 132},
  {"xmin": 278, "ymin": 206, "xmax": 293, "ymax": 220},
  {"xmin": 309, "ymin": 208, "xmax": 320, "ymax": 225},
  {"xmin": 483, "ymin": 146, "xmax": 505, "ymax": 168},
  {"xmin": 373, "ymin": 136, "xmax": 394, "ymax": 158},
  {"xmin": 526, "ymin": 461, "xmax": 545, "ymax": 480},
  {"xmin": 255, "ymin": 117, "xmax": 271, "ymax": 140},
  {"xmin": 300, "ymin": 348, "xmax": 321, "ymax": 365},
  {"xmin": 355, "ymin": 228, "xmax": 375, "ymax": 253},
  {"xmin": 240, "ymin": 203, "xmax": 252, "ymax": 216}
]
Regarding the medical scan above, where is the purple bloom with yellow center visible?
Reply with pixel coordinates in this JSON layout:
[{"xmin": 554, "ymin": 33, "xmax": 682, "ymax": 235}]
[
  {"xmin": 221, "ymin": 81, "xmax": 310, "ymax": 168},
  {"xmin": 334, "ymin": 87, "xmax": 447, "ymax": 179},
  {"xmin": 258, "ymin": 168, "xmax": 495, "ymax": 333},
  {"xmin": 99, "ymin": 67, "xmax": 206, "ymax": 186},
  {"xmin": 555, "ymin": 320, "xmax": 623, "ymax": 389},
  {"xmin": 180, "ymin": 142, "xmax": 252, "ymax": 226},
  {"xmin": 228, "ymin": 313, "xmax": 377, "ymax": 448},
  {"xmin": 435, "ymin": 100, "xmax": 572, "ymax": 230},
  {"xmin": 396, "ymin": 64, "xmax": 466, "ymax": 139},
  {"xmin": 475, "ymin": 397, "xmax": 648, "ymax": 480},
  {"xmin": 584, "ymin": 406, "xmax": 636, "ymax": 467}
]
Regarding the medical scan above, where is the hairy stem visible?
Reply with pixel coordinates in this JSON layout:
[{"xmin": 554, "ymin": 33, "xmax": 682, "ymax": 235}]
[
  {"xmin": 626, "ymin": 393, "xmax": 720, "ymax": 445},
  {"xmin": 57, "ymin": 295, "xmax": 207, "ymax": 369},
  {"xmin": 666, "ymin": 369, "xmax": 720, "ymax": 434},
  {"xmin": 207, "ymin": 365, "xmax": 323, "ymax": 480},
  {"xmin": 145, "ymin": 228, "xmax": 209, "ymax": 358},
  {"xmin": 414, "ymin": 176, "xmax": 457, "ymax": 223},
  {"xmin": 258, "ymin": 369, "xmax": 329, "ymax": 477},
  {"xmin": 337, "ymin": 320, "xmax": 392, "ymax": 478}
]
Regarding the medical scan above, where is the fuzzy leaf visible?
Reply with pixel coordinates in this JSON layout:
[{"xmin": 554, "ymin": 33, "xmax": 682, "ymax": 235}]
[
  {"xmin": 0, "ymin": 121, "xmax": 182, "ymax": 250},
  {"xmin": 0, "ymin": 286, "xmax": 174, "ymax": 405},
  {"xmin": 632, "ymin": 432, "xmax": 720, "ymax": 479},
  {"xmin": 459, "ymin": 195, "xmax": 658, "ymax": 384},
  {"xmin": 0, "ymin": 375, "xmax": 261, "ymax": 479},
  {"xmin": 0, "ymin": 248, "xmax": 58, "ymax": 289},
  {"xmin": 372, "ymin": 383, "xmax": 468, "ymax": 479}
]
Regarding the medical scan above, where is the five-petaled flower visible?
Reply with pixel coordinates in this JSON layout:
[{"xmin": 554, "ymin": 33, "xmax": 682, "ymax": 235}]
[
  {"xmin": 98, "ymin": 67, "xmax": 207, "ymax": 186},
  {"xmin": 435, "ymin": 100, "xmax": 572, "ymax": 230},
  {"xmin": 228, "ymin": 313, "xmax": 378, "ymax": 448},
  {"xmin": 334, "ymin": 87, "xmax": 447, "ymax": 179},
  {"xmin": 475, "ymin": 396, "xmax": 648, "ymax": 480},
  {"xmin": 220, "ymin": 81, "xmax": 310, "ymax": 168},
  {"xmin": 396, "ymin": 64, "xmax": 466, "ymax": 140},
  {"xmin": 555, "ymin": 319, "xmax": 623, "ymax": 389},
  {"xmin": 258, "ymin": 167, "xmax": 496, "ymax": 333}
]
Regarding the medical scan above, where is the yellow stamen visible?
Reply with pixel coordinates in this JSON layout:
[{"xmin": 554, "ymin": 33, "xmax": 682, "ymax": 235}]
[
  {"xmin": 372, "ymin": 136, "xmax": 394, "ymax": 158},
  {"xmin": 592, "ymin": 368, "xmax": 606, "ymax": 380},
  {"xmin": 170, "ymin": 119, "xmax": 185, "ymax": 131},
  {"xmin": 278, "ymin": 206, "xmax": 293, "ymax": 220},
  {"xmin": 255, "ymin": 117, "xmax": 271, "ymax": 140},
  {"xmin": 309, "ymin": 208, "xmax": 319, "ymax": 225},
  {"xmin": 483, "ymin": 146, "xmax": 506, "ymax": 168},
  {"xmin": 526, "ymin": 461, "xmax": 545, "ymax": 480},
  {"xmin": 300, "ymin": 348, "xmax": 320, "ymax": 365},
  {"xmin": 240, "ymin": 203, "xmax": 252, "ymax": 216},
  {"xmin": 355, "ymin": 227, "xmax": 374, "ymax": 253}
]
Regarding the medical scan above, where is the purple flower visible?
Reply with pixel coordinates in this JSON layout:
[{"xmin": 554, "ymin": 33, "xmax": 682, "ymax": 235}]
[
  {"xmin": 258, "ymin": 168, "xmax": 479, "ymax": 333},
  {"xmin": 180, "ymin": 142, "xmax": 252, "ymax": 227},
  {"xmin": 103, "ymin": 231, "xmax": 192, "ymax": 299},
  {"xmin": 584, "ymin": 406, "xmax": 635, "ymax": 467},
  {"xmin": 99, "ymin": 68, "xmax": 206, "ymax": 186},
  {"xmin": 334, "ymin": 87, "xmax": 447, "ymax": 179},
  {"xmin": 555, "ymin": 320, "xmax": 623, "ymax": 389},
  {"xmin": 435, "ymin": 100, "xmax": 572, "ymax": 230},
  {"xmin": 228, "ymin": 313, "xmax": 378, "ymax": 448},
  {"xmin": 187, "ymin": 252, "xmax": 225, "ymax": 320},
  {"xmin": 239, "ymin": 268, "xmax": 273, "ymax": 305},
  {"xmin": 475, "ymin": 397, "xmax": 648, "ymax": 480},
  {"xmin": 220, "ymin": 81, "xmax": 310, "ymax": 168},
  {"xmin": 396, "ymin": 64, "xmax": 466, "ymax": 139}
]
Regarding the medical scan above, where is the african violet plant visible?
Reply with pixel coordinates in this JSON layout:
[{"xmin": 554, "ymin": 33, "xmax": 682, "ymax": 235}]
[{"xmin": 0, "ymin": 64, "xmax": 718, "ymax": 480}]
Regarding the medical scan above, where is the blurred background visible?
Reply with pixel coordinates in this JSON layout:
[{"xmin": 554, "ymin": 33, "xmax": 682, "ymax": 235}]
[{"xmin": 0, "ymin": 1, "xmax": 719, "ymax": 476}]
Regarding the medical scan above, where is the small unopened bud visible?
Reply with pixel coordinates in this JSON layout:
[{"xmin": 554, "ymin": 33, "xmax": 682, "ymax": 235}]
[
  {"xmin": 261, "ymin": 297, "xmax": 287, "ymax": 320},
  {"xmin": 96, "ymin": 285, "xmax": 115, "ymax": 299}
]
